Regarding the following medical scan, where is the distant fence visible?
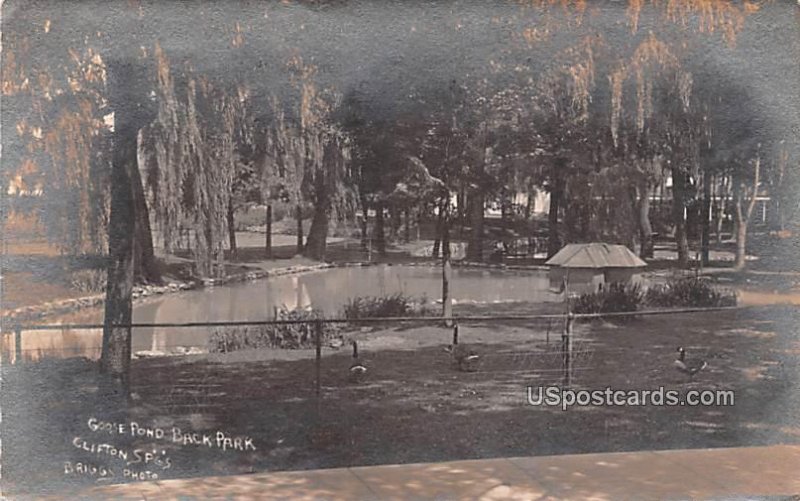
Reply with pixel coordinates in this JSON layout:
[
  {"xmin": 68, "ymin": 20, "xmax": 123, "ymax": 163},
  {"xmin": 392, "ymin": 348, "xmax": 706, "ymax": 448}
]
[{"xmin": 2, "ymin": 306, "xmax": 745, "ymax": 389}]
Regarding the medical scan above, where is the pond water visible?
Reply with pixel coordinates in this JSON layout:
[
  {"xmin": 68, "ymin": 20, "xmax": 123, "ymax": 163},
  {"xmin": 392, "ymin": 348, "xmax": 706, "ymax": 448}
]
[{"xmin": 10, "ymin": 265, "xmax": 556, "ymax": 361}]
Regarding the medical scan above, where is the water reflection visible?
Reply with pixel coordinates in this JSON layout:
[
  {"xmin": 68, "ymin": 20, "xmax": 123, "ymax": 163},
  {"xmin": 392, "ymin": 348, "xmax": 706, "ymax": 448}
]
[{"xmin": 7, "ymin": 265, "xmax": 555, "ymax": 361}]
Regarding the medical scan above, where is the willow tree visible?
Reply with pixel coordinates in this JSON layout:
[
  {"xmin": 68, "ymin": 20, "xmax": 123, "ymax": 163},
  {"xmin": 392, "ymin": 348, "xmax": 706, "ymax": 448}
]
[
  {"xmin": 529, "ymin": 36, "xmax": 597, "ymax": 256},
  {"xmin": 461, "ymin": 79, "xmax": 540, "ymax": 262},
  {"xmin": 302, "ymin": 127, "xmax": 354, "ymax": 260},
  {"xmin": 767, "ymin": 145, "xmax": 795, "ymax": 233},
  {"xmin": 2, "ymin": 14, "xmax": 163, "ymax": 285},
  {"xmin": 144, "ymin": 45, "xmax": 249, "ymax": 277},
  {"xmin": 264, "ymin": 97, "xmax": 305, "ymax": 254},
  {"xmin": 263, "ymin": 56, "xmax": 355, "ymax": 261},
  {"xmin": 3, "ymin": 34, "xmax": 113, "ymax": 257},
  {"xmin": 606, "ymin": 34, "xmax": 700, "ymax": 265},
  {"xmin": 731, "ymin": 147, "xmax": 761, "ymax": 270},
  {"xmin": 513, "ymin": 0, "xmax": 763, "ymax": 262},
  {"xmin": 520, "ymin": 0, "xmax": 762, "ymax": 47}
]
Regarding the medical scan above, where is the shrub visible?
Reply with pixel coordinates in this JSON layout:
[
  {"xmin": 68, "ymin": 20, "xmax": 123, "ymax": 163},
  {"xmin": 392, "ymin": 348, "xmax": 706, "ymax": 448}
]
[
  {"xmin": 571, "ymin": 291, "xmax": 603, "ymax": 315},
  {"xmin": 572, "ymin": 282, "xmax": 643, "ymax": 314},
  {"xmin": 208, "ymin": 306, "xmax": 340, "ymax": 353},
  {"xmin": 68, "ymin": 269, "xmax": 107, "ymax": 294},
  {"xmin": 644, "ymin": 277, "xmax": 737, "ymax": 308},
  {"xmin": 234, "ymin": 204, "xmax": 291, "ymax": 231},
  {"xmin": 344, "ymin": 293, "xmax": 409, "ymax": 319},
  {"xmin": 342, "ymin": 293, "xmax": 435, "ymax": 320}
]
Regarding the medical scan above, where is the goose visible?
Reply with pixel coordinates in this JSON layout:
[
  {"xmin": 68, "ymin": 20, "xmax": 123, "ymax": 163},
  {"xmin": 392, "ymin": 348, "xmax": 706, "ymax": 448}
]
[
  {"xmin": 444, "ymin": 325, "xmax": 479, "ymax": 372},
  {"xmin": 349, "ymin": 340, "xmax": 368, "ymax": 382},
  {"xmin": 674, "ymin": 347, "xmax": 707, "ymax": 379}
]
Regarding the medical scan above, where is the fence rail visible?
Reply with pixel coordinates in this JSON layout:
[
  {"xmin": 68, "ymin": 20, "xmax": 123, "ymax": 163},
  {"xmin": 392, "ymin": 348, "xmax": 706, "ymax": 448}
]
[
  {"xmin": 2, "ymin": 305, "xmax": 749, "ymax": 389},
  {"xmin": 4, "ymin": 305, "xmax": 745, "ymax": 332}
]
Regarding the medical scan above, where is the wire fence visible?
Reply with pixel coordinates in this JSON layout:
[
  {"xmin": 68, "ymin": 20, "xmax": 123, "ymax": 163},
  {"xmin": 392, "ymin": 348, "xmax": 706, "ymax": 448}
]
[{"xmin": 2, "ymin": 306, "xmax": 746, "ymax": 390}]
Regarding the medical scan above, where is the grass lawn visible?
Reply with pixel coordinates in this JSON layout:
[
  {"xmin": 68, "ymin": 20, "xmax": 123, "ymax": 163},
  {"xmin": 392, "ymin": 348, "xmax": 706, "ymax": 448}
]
[{"xmin": 2, "ymin": 304, "xmax": 799, "ymax": 497}]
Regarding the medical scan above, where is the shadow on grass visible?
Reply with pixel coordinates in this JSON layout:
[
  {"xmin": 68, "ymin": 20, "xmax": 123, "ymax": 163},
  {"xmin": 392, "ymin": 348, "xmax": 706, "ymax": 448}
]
[{"xmin": 3, "ymin": 306, "xmax": 799, "ymax": 498}]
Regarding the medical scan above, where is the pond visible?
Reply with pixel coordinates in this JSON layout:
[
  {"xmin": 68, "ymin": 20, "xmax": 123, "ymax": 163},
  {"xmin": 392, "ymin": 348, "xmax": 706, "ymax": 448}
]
[{"xmin": 9, "ymin": 264, "xmax": 557, "ymax": 361}]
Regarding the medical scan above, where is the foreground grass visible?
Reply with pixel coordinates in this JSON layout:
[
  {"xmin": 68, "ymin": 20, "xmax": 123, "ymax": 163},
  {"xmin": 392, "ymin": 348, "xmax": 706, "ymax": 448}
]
[{"xmin": 2, "ymin": 305, "xmax": 799, "ymax": 497}]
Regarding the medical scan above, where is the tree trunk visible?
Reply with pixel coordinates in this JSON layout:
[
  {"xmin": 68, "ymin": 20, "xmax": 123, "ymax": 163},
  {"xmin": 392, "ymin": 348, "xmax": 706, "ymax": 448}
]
[
  {"xmin": 715, "ymin": 175, "xmax": 729, "ymax": 244},
  {"xmin": 102, "ymin": 59, "xmax": 152, "ymax": 384},
  {"xmin": 525, "ymin": 183, "xmax": 534, "ymax": 221},
  {"xmin": 671, "ymin": 166, "xmax": 689, "ymax": 267},
  {"xmin": 103, "ymin": 133, "xmax": 136, "ymax": 384},
  {"xmin": 131, "ymin": 144, "xmax": 160, "ymax": 284},
  {"xmin": 626, "ymin": 185, "xmax": 638, "ymax": 252},
  {"xmin": 701, "ymin": 170, "xmax": 711, "ymax": 266},
  {"xmin": 442, "ymin": 211, "xmax": 451, "ymax": 261},
  {"xmin": 226, "ymin": 198, "xmax": 237, "ymax": 259},
  {"xmin": 304, "ymin": 175, "xmax": 331, "ymax": 261},
  {"xmin": 390, "ymin": 206, "xmax": 401, "ymax": 242},
  {"xmin": 525, "ymin": 184, "xmax": 536, "ymax": 256},
  {"xmin": 638, "ymin": 184, "xmax": 654, "ymax": 259},
  {"xmin": 432, "ymin": 201, "xmax": 444, "ymax": 259},
  {"xmin": 359, "ymin": 194, "xmax": 369, "ymax": 251},
  {"xmin": 404, "ymin": 208, "xmax": 411, "ymax": 243},
  {"xmin": 734, "ymin": 208, "xmax": 748, "ymax": 270},
  {"xmin": 295, "ymin": 204, "xmax": 303, "ymax": 255},
  {"xmin": 563, "ymin": 184, "xmax": 579, "ymax": 244},
  {"xmin": 374, "ymin": 202, "xmax": 386, "ymax": 256},
  {"xmin": 733, "ymin": 152, "xmax": 760, "ymax": 270},
  {"xmin": 733, "ymin": 175, "xmax": 748, "ymax": 270},
  {"xmin": 466, "ymin": 189, "xmax": 484, "ymax": 262},
  {"xmin": 457, "ymin": 185, "xmax": 466, "ymax": 240},
  {"xmin": 442, "ymin": 252, "xmax": 452, "ymax": 325},
  {"xmin": 547, "ymin": 163, "xmax": 564, "ymax": 258},
  {"xmin": 304, "ymin": 205, "xmax": 329, "ymax": 261},
  {"xmin": 579, "ymin": 197, "xmax": 591, "ymax": 242},
  {"xmin": 265, "ymin": 204, "xmax": 272, "ymax": 259},
  {"xmin": 770, "ymin": 196, "xmax": 784, "ymax": 231}
]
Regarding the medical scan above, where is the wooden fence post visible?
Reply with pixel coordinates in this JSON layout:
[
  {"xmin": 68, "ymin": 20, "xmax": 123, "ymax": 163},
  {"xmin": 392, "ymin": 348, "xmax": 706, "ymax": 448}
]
[
  {"xmin": 562, "ymin": 313, "xmax": 573, "ymax": 387},
  {"xmin": 296, "ymin": 205, "xmax": 303, "ymax": 255},
  {"xmin": 1, "ymin": 330, "xmax": 9, "ymax": 365},
  {"xmin": 265, "ymin": 204, "xmax": 273, "ymax": 259},
  {"xmin": 14, "ymin": 324, "xmax": 22, "ymax": 364},
  {"xmin": 314, "ymin": 319, "xmax": 323, "ymax": 415},
  {"xmin": 442, "ymin": 255, "xmax": 452, "ymax": 327}
]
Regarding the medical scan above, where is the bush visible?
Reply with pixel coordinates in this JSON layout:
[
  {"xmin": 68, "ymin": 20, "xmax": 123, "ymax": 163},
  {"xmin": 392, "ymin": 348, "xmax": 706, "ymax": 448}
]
[
  {"xmin": 234, "ymin": 203, "xmax": 293, "ymax": 231},
  {"xmin": 644, "ymin": 277, "xmax": 737, "ymax": 308},
  {"xmin": 342, "ymin": 293, "xmax": 434, "ymax": 319},
  {"xmin": 572, "ymin": 282, "xmax": 643, "ymax": 314},
  {"xmin": 68, "ymin": 269, "xmax": 107, "ymax": 294},
  {"xmin": 208, "ymin": 306, "xmax": 340, "ymax": 353}
]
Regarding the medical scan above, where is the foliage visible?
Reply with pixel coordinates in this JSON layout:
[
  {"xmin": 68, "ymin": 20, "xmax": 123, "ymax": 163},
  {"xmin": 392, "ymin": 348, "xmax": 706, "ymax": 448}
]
[
  {"xmin": 233, "ymin": 204, "xmax": 297, "ymax": 231},
  {"xmin": 1, "ymin": 1, "xmax": 783, "ymax": 271},
  {"xmin": 3, "ymin": 28, "xmax": 111, "ymax": 255},
  {"xmin": 208, "ymin": 306, "xmax": 339, "ymax": 352},
  {"xmin": 142, "ymin": 45, "xmax": 258, "ymax": 276},
  {"xmin": 572, "ymin": 282, "xmax": 644, "ymax": 314},
  {"xmin": 573, "ymin": 278, "xmax": 736, "ymax": 314},
  {"xmin": 644, "ymin": 277, "xmax": 737, "ymax": 307},
  {"xmin": 342, "ymin": 293, "xmax": 433, "ymax": 320},
  {"xmin": 67, "ymin": 268, "xmax": 107, "ymax": 294}
]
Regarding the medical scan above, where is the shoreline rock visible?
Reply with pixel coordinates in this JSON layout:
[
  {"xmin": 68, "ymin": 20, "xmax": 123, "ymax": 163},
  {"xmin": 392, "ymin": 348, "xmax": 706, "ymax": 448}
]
[{"xmin": 1, "ymin": 260, "xmax": 549, "ymax": 325}]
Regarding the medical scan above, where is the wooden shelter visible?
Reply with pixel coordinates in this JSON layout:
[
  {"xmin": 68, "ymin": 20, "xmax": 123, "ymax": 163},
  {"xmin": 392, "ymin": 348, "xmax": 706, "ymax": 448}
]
[{"xmin": 546, "ymin": 243, "xmax": 647, "ymax": 293}]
